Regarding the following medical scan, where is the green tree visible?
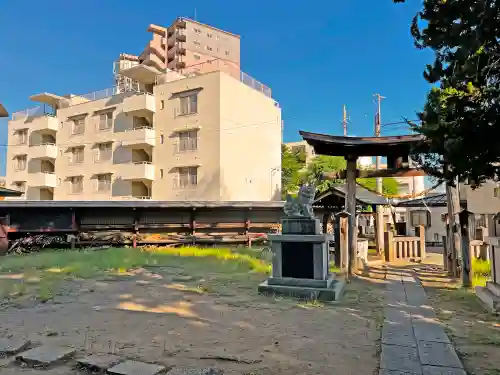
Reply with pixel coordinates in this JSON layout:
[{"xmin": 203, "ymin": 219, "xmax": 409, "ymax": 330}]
[
  {"xmin": 394, "ymin": 0, "xmax": 500, "ymax": 185},
  {"xmin": 302, "ymin": 155, "xmax": 400, "ymax": 196},
  {"xmin": 357, "ymin": 178, "xmax": 400, "ymax": 196},
  {"xmin": 281, "ymin": 144, "xmax": 305, "ymax": 197},
  {"xmin": 302, "ymin": 155, "xmax": 346, "ymax": 193}
]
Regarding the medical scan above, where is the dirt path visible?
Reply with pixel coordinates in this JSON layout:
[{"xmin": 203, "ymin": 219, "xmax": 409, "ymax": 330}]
[{"xmin": 0, "ymin": 266, "xmax": 385, "ymax": 375}]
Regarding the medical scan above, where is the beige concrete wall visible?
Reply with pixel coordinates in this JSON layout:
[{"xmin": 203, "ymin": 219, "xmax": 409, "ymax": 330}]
[
  {"xmin": 463, "ymin": 181, "xmax": 500, "ymax": 214},
  {"xmin": 219, "ymin": 73, "xmax": 282, "ymax": 201},
  {"xmin": 183, "ymin": 19, "xmax": 240, "ymax": 66},
  {"xmin": 153, "ymin": 71, "xmax": 222, "ymax": 200}
]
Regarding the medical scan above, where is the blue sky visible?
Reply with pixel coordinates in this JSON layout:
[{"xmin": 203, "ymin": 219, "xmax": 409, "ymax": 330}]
[{"xmin": 0, "ymin": 0, "xmax": 433, "ymax": 176}]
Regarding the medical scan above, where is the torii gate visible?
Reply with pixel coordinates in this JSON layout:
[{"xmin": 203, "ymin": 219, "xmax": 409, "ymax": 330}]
[{"xmin": 299, "ymin": 130, "xmax": 425, "ymax": 275}]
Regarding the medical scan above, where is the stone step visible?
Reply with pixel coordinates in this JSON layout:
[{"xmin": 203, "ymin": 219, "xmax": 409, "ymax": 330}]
[
  {"xmin": 258, "ymin": 278, "xmax": 345, "ymax": 302},
  {"xmin": 107, "ymin": 360, "xmax": 166, "ymax": 375},
  {"xmin": 77, "ymin": 354, "xmax": 124, "ymax": 372},
  {"xmin": 475, "ymin": 286, "xmax": 500, "ymax": 314},
  {"xmin": 0, "ymin": 337, "xmax": 30, "ymax": 356},
  {"xmin": 16, "ymin": 345, "xmax": 76, "ymax": 367},
  {"xmin": 486, "ymin": 281, "xmax": 500, "ymax": 298},
  {"xmin": 167, "ymin": 368, "xmax": 224, "ymax": 375}
]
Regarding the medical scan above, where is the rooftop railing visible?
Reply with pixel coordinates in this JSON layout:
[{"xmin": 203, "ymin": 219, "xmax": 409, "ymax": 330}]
[
  {"xmin": 11, "ymin": 104, "xmax": 55, "ymax": 121},
  {"xmin": 157, "ymin": 58, "xmax": 272, "ymax": 98}
]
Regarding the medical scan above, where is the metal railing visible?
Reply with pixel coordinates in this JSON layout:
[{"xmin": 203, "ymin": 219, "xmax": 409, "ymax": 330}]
[
  {"xmin": 12, "ymin": 104, "xmax": 56, "ymax": 121},
  {"xmin": 157, "ymin": 58, "xmax": 272, "ymax": 98}
]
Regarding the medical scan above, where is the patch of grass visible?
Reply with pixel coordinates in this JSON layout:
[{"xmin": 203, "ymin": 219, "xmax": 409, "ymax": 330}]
[{"xmin": 0, "ymin": 246, "xmax": 272, "ymax": 301}]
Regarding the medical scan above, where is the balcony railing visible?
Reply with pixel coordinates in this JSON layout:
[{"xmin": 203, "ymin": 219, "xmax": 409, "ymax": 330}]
[
  {"xmin": 12, "ymin": 104, "xmax": 56, "ymax": 121},
  {"xmin": 156, "ymin": 58, "xmax": 272, "ymax": 98}
]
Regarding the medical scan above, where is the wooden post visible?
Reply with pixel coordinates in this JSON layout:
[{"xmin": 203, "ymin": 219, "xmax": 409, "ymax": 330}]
[
  {"xmin": 70, "ymin": 209, "xmax": 76, "ymax": 249},
  {"xmin": 459, "ymin": 209, "xmax": 473, "ymax": 287},
  {"xmin": 415, "ymin": 225, "xmax": 426, "ymax": 259},
  {"xmin": 346, "ymin": 155, "xmax": 358, "ymax": 276},
  {"xmin": 384, "ymin": 230, "xmax": 394, "ymax": 262},
  {"xmin": 132, "ymin": 207, "xmax": 138, "ymax": 249},
  {"xmin": 245, "ymin": 208, "xmax": 251, "ymax": 248},
  {"xmin": 191, "ymin": 208, "xmax": 196, "ymax": 246},
  {"xmin": 446, "ymin": 181, "xmax": 462, "ymax": 277},
  {"xmin": 442, "ymin": 235, "xmax": 448, "ymax": 271},
  {"xmin": 334, "ymin": 212, "xmax": 350, "ymax": 273}
]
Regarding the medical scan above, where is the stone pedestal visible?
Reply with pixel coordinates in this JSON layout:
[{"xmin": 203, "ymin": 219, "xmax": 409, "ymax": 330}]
[{"xmin": 258, "ymin": 218, "xmax": 345, "ymax": 301}]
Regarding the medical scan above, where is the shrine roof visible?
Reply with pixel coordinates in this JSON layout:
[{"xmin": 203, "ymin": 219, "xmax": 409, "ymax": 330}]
[
  {"xmin": 299, "ymin": 131, "xmax": 424, "ymax": 157},
  {"xmin": 314, "ymin": 183, "xmax": 388, "ymax": 207},
  {"xmin": 395, "ymin": 193, "xmax": 447, "ymax": 207}
]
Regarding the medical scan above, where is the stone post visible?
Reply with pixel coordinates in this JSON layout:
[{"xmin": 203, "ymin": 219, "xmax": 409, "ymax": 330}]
[{"xmin": 334, "ymin": 211, "xmax": 350, "ymax": 274}]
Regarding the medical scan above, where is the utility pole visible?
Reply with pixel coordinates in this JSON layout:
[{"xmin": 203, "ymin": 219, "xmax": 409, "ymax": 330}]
[
  {"xmin": 343, "ymin": 105, "xmax": 348, "ymax": 136},
  {"xmin": 374, "ymin": 93, "xmax": 385, "ymax": 256}
]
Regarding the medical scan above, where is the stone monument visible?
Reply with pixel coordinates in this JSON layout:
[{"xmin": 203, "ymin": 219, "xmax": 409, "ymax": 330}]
[{"xmin": 258, "ymin": 184, "xmax": 345, "ymax": 301}]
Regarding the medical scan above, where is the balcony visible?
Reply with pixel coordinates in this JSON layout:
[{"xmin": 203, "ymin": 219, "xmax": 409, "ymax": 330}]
[
  {"xmin": 10, "ymin": 106, "xmax": 58, "ymax": 132},
  {"xmin": 167, "ymin": 32, "xmax": 186, "ymax": 47},
  {"xmin": 120, "ymin": 127, "xmax": 156, "ymax": 148},
  {"xmin": 30, "ymin": 115, "xmax": 58, "ymax": 132},
  {"xmin": 30, "ymin": 172, "xmax": 57, "ymax": 188},
  {"xmin": 121, "ymin": 162, "xmax": 155, "ymax": 181},
  {"xmin": 122, "ymin": 93, "xmax": 156, "ymax": 116},
  {"xmin": 167, "ymin": 47, "xmax": 186, "ymax": 61},
  {"xmin": 29, "ymin": 144, "xmax": 57, "ymax": 159}
]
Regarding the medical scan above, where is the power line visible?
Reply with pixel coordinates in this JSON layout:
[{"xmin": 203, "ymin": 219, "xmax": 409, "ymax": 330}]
[{"xmin": 3, "ymin": 116, "xmax": 283, "ymax": 150}]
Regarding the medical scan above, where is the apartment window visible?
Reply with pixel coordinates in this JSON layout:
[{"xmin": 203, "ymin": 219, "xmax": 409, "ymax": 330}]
[
  {"xmin": 193, "ymin": 41, "xmax": 201, "ymax": 47},
  {"xmin": 15, "ymin": 129, "xmax": 28, "ymax": 145},
  {"xmin": 69, "ymin": 147, "xmax": 84, "ymax": 164},
  {"xmin": 178, "ymin": 130, "xmax": 198, "ymax": 152},
  {"xmin": 193, "ymin": 54, "xmax": 201, "ymax": 60},
  {"xmin": 160, "ymin": 134, "xmax": 164, "ymax": 144},
  {"xmin": 160, "ymin": 169, "xmax": 164, "ymax": 179},
  {"xmin": 177, "ymin": 167, "xmax": 198, "ymax": 188},
  {"xmin": 96, "ymin": 142, "xmax": 112, "ymax": 162},
  {"xmin": 179, "ymin": 94, "xmax": 198, "ymax": 116},
  {"xmin": 206, "ymin": 46, "xmax": 213, "ymax": 51},
  {"xmin": 99, "ymin": 111, "xmax": 113, "ymax": 131},
  {"xmin": 14, "ymin": 155, "xmax": 27, "ymax": 171},
  {"xmin": 207, "ymin": 33, "xmax": 212, "ymax": 38},
  {"xmin": 13, "ymin": 182, "xmax": 25, "ymax": 195},
  {"xmin": 160, "ymin": 100, "xmax": 165, "ymax": 110},
  {"xmin": 70, "ymin": 176, "xmax": 83, "ymax": 194},
  {"xmin": 72, "ymin": 118, "xmax": 85, "ymax": 134},
  {"xmin": 97, "ymin": 174, "xmax": 111, "ymax": 192},
  {"xmin": 193, "ymin": 28, "xmax": 201, "ymax": 34},
  {"xmin": 225, "ymin": 50, "xmax": 230, "ymax": 56}
]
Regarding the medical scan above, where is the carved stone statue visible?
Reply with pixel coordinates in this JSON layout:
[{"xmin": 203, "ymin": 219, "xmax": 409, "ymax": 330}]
[{"xmin": 283, "ymin": 183, "xmax": 316, "ymax": 218}]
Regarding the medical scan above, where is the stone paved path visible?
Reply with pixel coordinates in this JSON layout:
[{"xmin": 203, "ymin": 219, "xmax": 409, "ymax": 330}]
[{"xmin": 380, "ymin": 266, "xmax": 466, "ymax": 375}]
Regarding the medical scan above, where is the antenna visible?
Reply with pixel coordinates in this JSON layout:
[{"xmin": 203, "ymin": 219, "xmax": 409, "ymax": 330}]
[
  {"xmin": 194, "ymin": 8, "xmax": 197, "ymax": 21},
  {"xmin": 343, "ymin": 105, "xmax": 347, "ymax": 136}
]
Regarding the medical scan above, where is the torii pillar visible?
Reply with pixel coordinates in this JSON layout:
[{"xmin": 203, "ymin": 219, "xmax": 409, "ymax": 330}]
[{"xmin": 345, "ymin": 155, "xmax": 358, "ymax": 276}]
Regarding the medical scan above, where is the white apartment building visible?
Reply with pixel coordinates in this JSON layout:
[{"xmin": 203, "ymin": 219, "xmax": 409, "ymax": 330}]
[{"xmin": 5, "ymin": 20, "xmax": 281, "ymax": 201}]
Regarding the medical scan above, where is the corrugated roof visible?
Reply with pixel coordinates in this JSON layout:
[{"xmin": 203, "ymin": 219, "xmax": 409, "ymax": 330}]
[{"xmin": 395, "ymin": 193, "xmax": 447, "ymax": 207}]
